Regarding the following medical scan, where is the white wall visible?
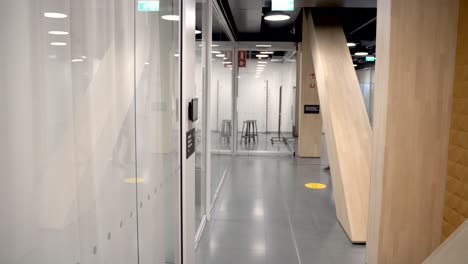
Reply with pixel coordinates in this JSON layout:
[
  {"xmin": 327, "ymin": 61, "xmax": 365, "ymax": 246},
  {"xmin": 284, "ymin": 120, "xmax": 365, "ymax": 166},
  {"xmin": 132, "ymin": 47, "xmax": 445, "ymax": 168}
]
[
  {"xmin": 356, "ymin": 67, "xmax": 375, "ymax": 125},
  {"xmin": 238, "ymin": 59, "xmax": 296, "ymax": 133}
]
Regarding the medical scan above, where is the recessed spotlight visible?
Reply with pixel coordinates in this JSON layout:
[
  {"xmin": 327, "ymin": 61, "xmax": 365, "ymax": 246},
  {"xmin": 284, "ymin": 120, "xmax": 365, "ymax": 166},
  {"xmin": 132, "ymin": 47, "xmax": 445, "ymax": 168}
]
[
  {"xmin": 81, "ymin": 56, "xmax": 87, "ymax": 59},
  {"xmin": 354, "ymin": 52, "xmax": 369, "ymax": 56},
  {"xmin": 260, "ymin": 51, "xmax": 274, "ymax": 54},
  {"xmin": 257, "ymin": 65, "xmax": 266, "ymax": 68},
  {"xmin": 48, "ymin": 31, "xmax": 69, "ymax": 35},
  {"xmin": 71, "ymin": 59, "xmax": 83, "ymax": 62},
  {"xmin": 162, "ymin": 15, "xmax": 179, "ymax": 21},
  {"xmin": 44, "ymin": 12, "xmax": 67, "ymax": 18},
  {"xmin": 347, "ymin": 42, "xmax": 356, "ymax": 47},
  {"xmin": 174, "ymin": 53, "xmax": 179, "ymax": 57},
  {"xmin": 223, "ymin": 57, "xmax": 227, "ymax": 60},
  {"xmin": 256, "ymin": 44, "xmax": 272, "ymax": 48},
  {"xmin": 195, "ymin": 29, "xmax": 201, "ymax": 34},
  {"xmin": 145, "ymin": 62, "xmax": 150, "ymax": 65},
  {"xmin": 256, "ymin": 54, "xmax": 269, "ymax": 58},
  {"xmin": 264, "ymin": 11, "xmax": 290, "ymax": 21},
  {"xmin": 50, "ymin": 42, "xmax": 67, "ymax": 46},
  {"xmin": 353, "ymin": 64, "xmax": 357, "ymax": 67},
  {"xmin": 223, "ymin": 61, "xmax": 232, "ymax": 64},
  {"xmin": 216, "ymin": 54, "xmax": 225, "ymax": 57},
  {"xmin": 212, "ymin": 51, "xmax": 221, "ymax": 54},
  {"xmin": 258, "ymin": 61, "xmax": 268, "ymax": 64},
  {"xmin": 212, "ymin": 44, "xmax": 219, "ymax": 47}
]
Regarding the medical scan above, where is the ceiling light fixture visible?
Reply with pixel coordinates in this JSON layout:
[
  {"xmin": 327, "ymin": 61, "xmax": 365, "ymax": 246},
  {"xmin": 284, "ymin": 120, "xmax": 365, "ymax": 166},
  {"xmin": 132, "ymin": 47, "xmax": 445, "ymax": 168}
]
[
  {"xmin": 354, "ymin": 51, "xmax": 369, "ymax": 56},
  {"xmin": 161, "ymin": 15, "xmax": 179, "ymax": 21},
  {"xmin": 260, "ymin": 51, "xmax": 274, "ymax": 54},
  {"xmin": 50, "ymin": 42, "xmax": 67, "ymax": 46},
  {"xmin": 71, "ymin": 59, "xmax": 83, "ymax": 62},
  {"xmin": 195, "ymin": 29, "xmax": 201, "ymax": 34},
  {"xmin": 264, "ymin": 11, "xmax": 290, "ymax": 21},
  {"xmin": 212, "ymin": 51, "xmax": 221, "ymax": 54},
  {"xmin": 216, "ymin": 54, "xmax": 225, "ymax": 57},
  {"xmin": 353, "ymin": 64, "xmax": 357, "ymax": 67},
  {"xmin": 223, "ymin": 61, "xmax": 232, "ymax": 64},
  {"xmin": 174, "ymin": 53, "xmax": 179, "ymax": 57},
  {"xmin": 44, "ymin": 12, "xmax": 68, "ymax": 18},
  {"xmin": 258, "ymin": 61, "xmax": 268, "ymax": 64},
  {"xmin": 48, "ymin": 31, "xmax": 69, "ymax": 35},
  {"xmin": 256, "ymin": 54, "xmax": 269, "ymax": 58},
  {"xmin": 256, "ymin": 44, "xmax": 272, "ymax": 48},
  {"xmin": 347, "ymin": 42, "xmax": 356, "ymax": 47}
]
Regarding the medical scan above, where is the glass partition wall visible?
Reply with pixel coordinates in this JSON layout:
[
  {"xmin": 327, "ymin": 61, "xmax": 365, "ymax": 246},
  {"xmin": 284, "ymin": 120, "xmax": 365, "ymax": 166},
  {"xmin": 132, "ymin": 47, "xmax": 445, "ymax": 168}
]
[
  {"xmin": 0, "ymin": 0, "xmax": 182, "ymax": 263},
  {"xmin": 209, "ymin": 10, "xmax": 234, "ymax": 211},
  {"xmin": 236, "ymin": 50, "xmax": 297, "ymax": 155},
  {"xmin": 194, "ymin": 0, "xmax": 207, "ymax": 240}
]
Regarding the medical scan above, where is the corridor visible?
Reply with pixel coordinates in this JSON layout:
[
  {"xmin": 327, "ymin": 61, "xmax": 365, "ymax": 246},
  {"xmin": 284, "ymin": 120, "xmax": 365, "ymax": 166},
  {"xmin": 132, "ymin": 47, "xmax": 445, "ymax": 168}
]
[{"xmin": 196, "ymin": 152, "xmax": 366, "ymax": 264}]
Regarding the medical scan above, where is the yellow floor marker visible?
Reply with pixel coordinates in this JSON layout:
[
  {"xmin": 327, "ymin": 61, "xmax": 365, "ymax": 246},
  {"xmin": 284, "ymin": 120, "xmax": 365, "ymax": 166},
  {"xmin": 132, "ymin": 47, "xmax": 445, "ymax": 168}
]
[{"xmin": 305, "ymin": 183, "xmax": 327, "ymax": 189}]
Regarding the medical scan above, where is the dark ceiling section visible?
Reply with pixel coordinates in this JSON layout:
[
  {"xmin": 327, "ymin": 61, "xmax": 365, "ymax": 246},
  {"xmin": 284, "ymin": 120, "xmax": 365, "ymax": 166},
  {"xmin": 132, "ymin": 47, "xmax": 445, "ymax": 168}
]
[
  {"xmin": 215, "ymin": 0, "xmax": 376, "ymax": 68},
  {"xmin": 312, "ymin": 8, "xmax": 377, "ymax": 68}
]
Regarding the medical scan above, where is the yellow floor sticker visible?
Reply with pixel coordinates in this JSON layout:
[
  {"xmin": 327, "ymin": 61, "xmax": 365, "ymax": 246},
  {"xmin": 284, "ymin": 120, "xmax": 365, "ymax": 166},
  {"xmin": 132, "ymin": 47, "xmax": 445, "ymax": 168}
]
[{"xmin": 305, "ymin": 183, "xmax": 327, "ymax": 189}]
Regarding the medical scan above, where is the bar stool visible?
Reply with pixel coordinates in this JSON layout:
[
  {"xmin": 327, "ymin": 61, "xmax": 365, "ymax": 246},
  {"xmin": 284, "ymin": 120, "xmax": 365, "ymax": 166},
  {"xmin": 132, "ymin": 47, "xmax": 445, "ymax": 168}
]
[
  {"xmin": 241, "ymin": 120, "xmax": 258, "ymax": 143},
  {"xmin": 220, "ymin": 119, "xmax": 232, "ymax": 143}
]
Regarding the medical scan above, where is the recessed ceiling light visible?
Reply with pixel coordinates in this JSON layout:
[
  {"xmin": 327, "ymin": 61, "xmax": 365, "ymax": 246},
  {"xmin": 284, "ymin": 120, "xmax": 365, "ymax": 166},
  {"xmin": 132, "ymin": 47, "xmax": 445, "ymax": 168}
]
[
  {"xmin": 174, "ymin": 53, "xmax": 179, "ymax": 57},
  {"xmin": 216, "ymin": 54, "xmax": 225, "ymax": 57},
  {"xmin": 48, "ymin": 31, "xmax": 69, "ymax": 35},
  {"xmin": 195, "ymin": 29, "xmax": 201, "ymax": 34},
  {"xmin": 145, "ymin": 62, "xmax": 150, "ymax": 65},
  {"xmin": 223, "ymin": 57, "xmax": 227, "ymax": 60},
  {"xmin": 354, "ymin": 51, "xmax": 369, "ymax": 56},
  {"xmin": 353, "ymin": 64, "xmax": 357, "ymax": 67},
  {"xmin": 71, "ymin": 59, "xmax": 83, "ymax": 62},
  {"xmin": 256, "ymin": 44, "xmax": 272, "ymax": 48},
  {"xmin": 347, "ymin": 42, "xmax": 356, "ymax": 47},
  {"xmin": 212, "ymin": 51, "xmax": 221, "ymax": 54},
  {"xmin": 256, "ymin": 54, "xmax": 269, "ymax": 58},
  {"xmin": 264, "ymin": 11, "xmax": 290, "ymax": 21},
  {"xmin": 50, "ymin": 42, "xmax": 67, "ymax": 46},
  {"xmin": 257, "ymin": 65, "xmax": 266, "ymax": 68},
  {"xmin": 258, "ymin": 61, "xmax": 268, "ymax": 64},
  {"xmin": 162, "ymin": 15, "xmax": 179, "ymax": 21},
  {"xmin": 212, "ymin": 44, "xmax": 219, "ymax": 47},
  {"xmin": 44, "ymin": 12, "xmax": 68, "ymax": 18},
  {"xmin": 260, "ymin": 51, "xmax": 274, "ymax": 54},
  {"xmin": 223, "ymin": 61, "xmax": 232, "ymax": 64}
]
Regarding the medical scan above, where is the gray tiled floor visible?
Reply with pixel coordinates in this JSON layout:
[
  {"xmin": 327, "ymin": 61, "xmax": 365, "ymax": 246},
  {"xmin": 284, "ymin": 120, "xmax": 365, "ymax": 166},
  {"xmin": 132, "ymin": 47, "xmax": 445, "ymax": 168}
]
[
  {"xmin": 196, "ymin": 146, "xmax": 366, "ymax": 264},
  {"xmin": 211, "ymin": 132, "xmax": 294, "ymax": 153}
]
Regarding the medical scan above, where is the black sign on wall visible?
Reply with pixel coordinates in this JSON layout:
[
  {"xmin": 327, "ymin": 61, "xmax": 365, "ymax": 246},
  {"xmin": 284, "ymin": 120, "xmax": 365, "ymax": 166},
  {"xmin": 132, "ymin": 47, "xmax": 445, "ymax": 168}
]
[
  {"xmin": 186, "ymin": 128, "xmax": 195, "ymax": 159},
  {"xmin": 304, "ymin": 105, "xmax": 320, "ymax": 114}
]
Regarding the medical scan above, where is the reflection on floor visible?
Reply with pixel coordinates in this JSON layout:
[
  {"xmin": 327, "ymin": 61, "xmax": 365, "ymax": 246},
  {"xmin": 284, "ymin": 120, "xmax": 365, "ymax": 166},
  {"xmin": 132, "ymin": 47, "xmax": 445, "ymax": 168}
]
[
  {"xmin": 211, "ymin": 131, "xmax": 295, "ymax": 153},
  {"xmin": 196, "ymin": 151, "xmax": 366, "ymax": 263}
]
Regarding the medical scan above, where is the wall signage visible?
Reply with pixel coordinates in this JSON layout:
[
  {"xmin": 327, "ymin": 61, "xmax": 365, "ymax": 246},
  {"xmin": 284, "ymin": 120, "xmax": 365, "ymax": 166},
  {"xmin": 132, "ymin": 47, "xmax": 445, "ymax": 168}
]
[
  {"xmin": 365, "ymin": 56, "xmax": 376, "ymax": 62},
  {"xmin": 272, "ymin": 0, "xmax": 294, "ymax": 11},
  {"xmin": 238, "ymin": 50, "xmax": 246, "ymax": 67},
  {"xmin": 304, "ymin": 105, "xmax": 320, "ymax": 114},
  {"xmin": 137, "ymin": 1, "xmax": 159, "ymax": 12},
  {"xmin": 186, "ymin": 128, "xmax": 195, "ymax": 159}
]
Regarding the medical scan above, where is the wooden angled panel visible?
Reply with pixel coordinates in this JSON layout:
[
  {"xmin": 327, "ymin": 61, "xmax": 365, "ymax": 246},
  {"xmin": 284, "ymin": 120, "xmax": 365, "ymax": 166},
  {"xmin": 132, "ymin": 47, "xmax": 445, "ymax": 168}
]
[
  {"xmin": 367, "ymin": 0, "xmax": 459, "ymax": 263},
  {"xmin": 303, "ymin": 10, "xmax": 372, "ymax": 243}
]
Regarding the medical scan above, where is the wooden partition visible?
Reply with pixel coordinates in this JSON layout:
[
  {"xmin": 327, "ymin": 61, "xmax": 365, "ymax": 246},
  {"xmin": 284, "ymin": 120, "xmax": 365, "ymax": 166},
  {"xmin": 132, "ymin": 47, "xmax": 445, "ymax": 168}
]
[
  {"xmin": 367, "ymin": 0, "xmax": 459, "ymax": 263},
  {"xmin": 297, "ymin": 40, "xmax": 322, "ymax": 157},
  {"xmin": 442, "ymin": 0, "xmax": 468, "ymax": 242},
  {"xmin": 303, "ymin": 10, "xmax": 372, "ymax": 242}
]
